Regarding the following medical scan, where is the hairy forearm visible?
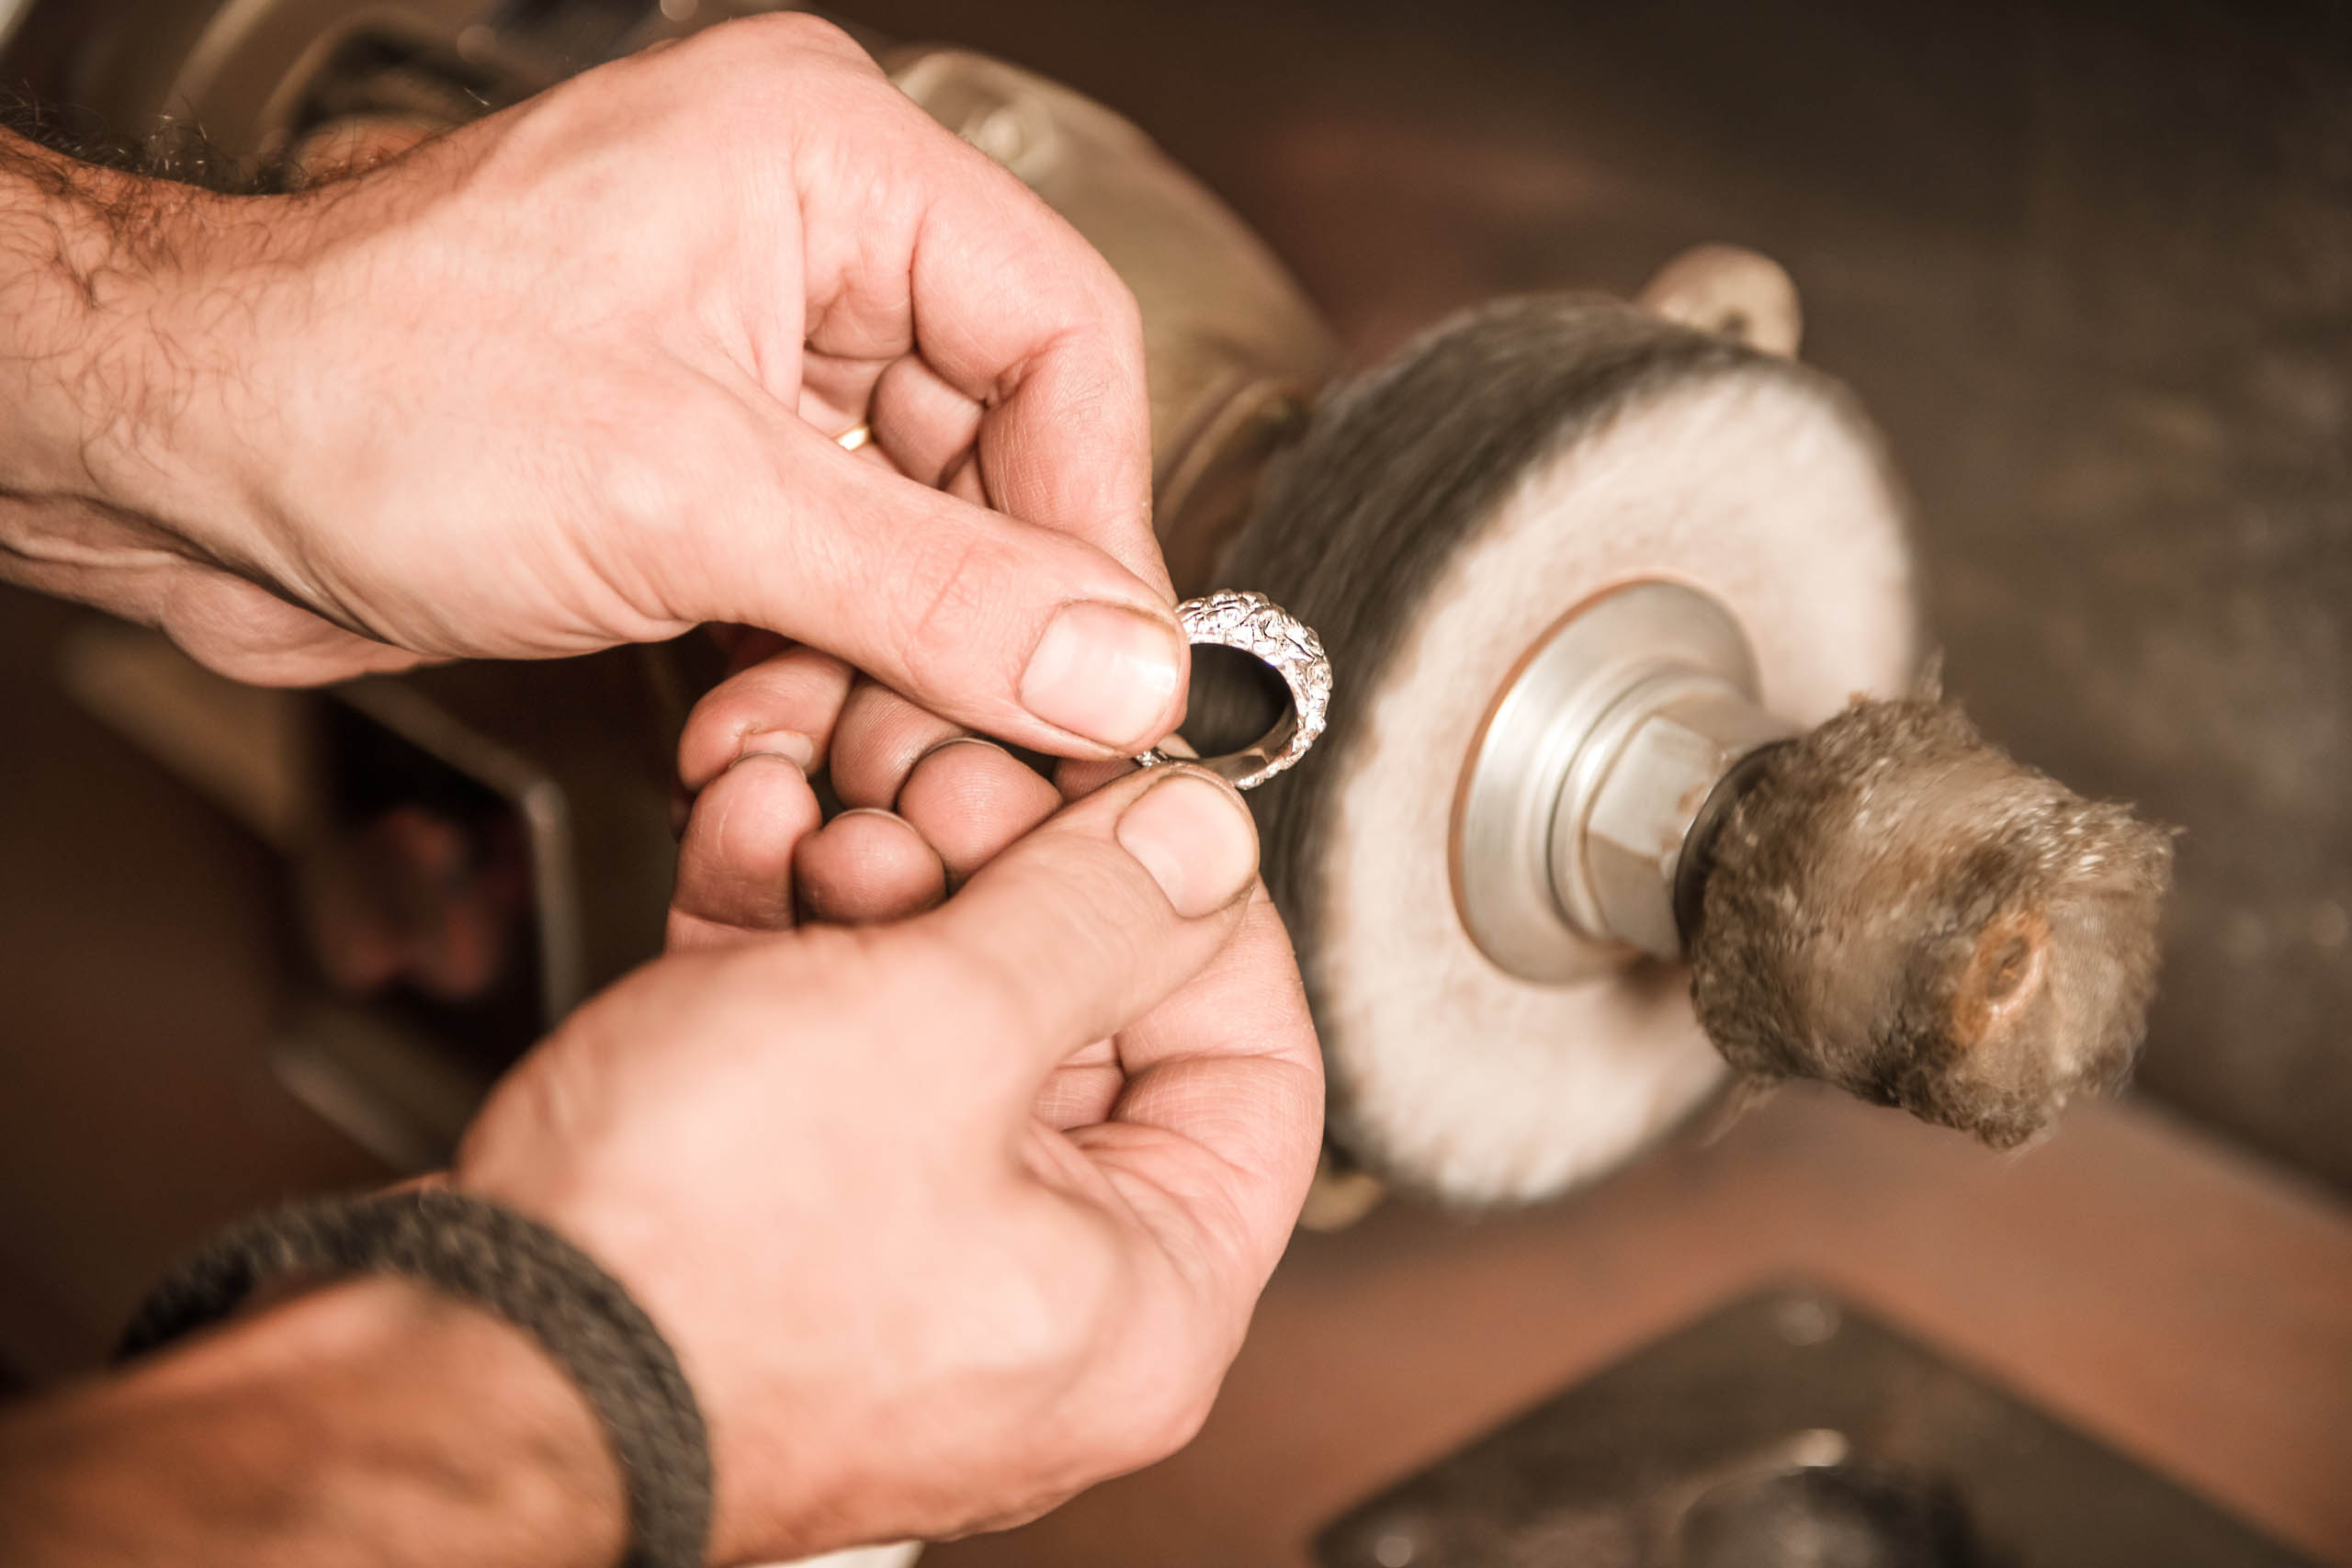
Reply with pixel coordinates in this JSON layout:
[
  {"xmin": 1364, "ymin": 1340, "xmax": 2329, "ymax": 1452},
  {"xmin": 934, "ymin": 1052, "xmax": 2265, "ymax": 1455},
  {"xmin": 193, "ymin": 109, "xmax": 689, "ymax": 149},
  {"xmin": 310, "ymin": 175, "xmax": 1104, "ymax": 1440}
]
[
  {"xmin": 0, "ymin": 128, "xmax": 195, "ymax": 603},
  {"xmin": 0, "ymin": 1278, "xmax": 624, "ymax": 1568},
  {"xmin": 0, "ymin": 129, "xmax": 164, "ymax": 488}
]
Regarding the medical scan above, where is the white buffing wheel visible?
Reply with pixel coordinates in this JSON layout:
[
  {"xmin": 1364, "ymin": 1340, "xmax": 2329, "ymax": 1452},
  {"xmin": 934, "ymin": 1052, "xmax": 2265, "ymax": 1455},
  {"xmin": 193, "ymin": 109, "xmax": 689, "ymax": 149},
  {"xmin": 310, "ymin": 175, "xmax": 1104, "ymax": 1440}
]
[{"xmin": 1219, "ymin": 299, "xmax": 1918, "ymax": 1205}]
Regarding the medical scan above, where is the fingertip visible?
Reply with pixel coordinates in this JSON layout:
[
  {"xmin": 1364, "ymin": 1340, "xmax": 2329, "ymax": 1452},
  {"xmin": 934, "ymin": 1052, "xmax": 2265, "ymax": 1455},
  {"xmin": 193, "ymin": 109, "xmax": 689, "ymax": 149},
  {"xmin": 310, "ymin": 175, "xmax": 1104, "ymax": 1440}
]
[
  {"xmin": 695, "ymin": 750, "xmax": 822, "ymax": 867},
  {"xmin": 678, "ymin": 644, "xmax": 852, "ymax": 793},
  {"xmin": 1017, "ymin": 600, "xmax": 1187, "ymax": 754},
  {"xmin": 668, "ymin": 750, "xmax": 824, "ymax": 948},
  {"xmin": 794, "ymin": 808, "xmax": 948, "ymax": 925},
  {"xmin": 1113, "ymin": 770, "xmax": 1259, "ymax": 919},
  {"xmin": 898, "ymin": 738, "xmax": 1062, "ymax": 883}
]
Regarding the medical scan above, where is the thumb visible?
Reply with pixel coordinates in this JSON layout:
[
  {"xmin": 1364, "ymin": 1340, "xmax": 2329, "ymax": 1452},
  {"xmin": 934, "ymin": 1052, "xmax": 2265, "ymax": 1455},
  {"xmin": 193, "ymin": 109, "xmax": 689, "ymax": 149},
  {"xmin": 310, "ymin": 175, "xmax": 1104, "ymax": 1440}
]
[
  {"xmin": 880, "ymin": 763, "xmax": 1261, "ymax": 1089},
  {"xmin": 680, "ymin": 421, "xmax": 1188, "ymax": 758}
]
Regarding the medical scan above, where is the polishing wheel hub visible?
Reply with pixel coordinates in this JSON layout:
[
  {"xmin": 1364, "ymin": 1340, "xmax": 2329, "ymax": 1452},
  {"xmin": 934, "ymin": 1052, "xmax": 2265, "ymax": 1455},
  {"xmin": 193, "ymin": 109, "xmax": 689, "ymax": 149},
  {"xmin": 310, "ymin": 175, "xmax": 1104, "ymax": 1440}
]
[{"xmin": 1453, "ymin": 580, "xmax": 1793, "ymax": 983}]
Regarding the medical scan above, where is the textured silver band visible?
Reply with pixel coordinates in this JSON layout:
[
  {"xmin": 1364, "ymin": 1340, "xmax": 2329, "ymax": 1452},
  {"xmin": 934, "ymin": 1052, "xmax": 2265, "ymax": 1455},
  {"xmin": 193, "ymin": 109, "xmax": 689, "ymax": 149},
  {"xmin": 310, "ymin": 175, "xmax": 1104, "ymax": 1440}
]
[{"xmin": 1136, "ymin": 591, "xmax": 1332, "ymax": 791}]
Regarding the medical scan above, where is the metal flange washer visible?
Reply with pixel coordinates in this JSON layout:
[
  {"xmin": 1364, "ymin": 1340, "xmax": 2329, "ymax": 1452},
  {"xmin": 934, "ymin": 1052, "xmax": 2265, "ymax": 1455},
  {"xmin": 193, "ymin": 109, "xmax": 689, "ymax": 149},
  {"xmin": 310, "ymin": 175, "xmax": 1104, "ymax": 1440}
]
[{"xmin": 1452, "ymin": 580, "xmax": 1794, "ymax": 984}]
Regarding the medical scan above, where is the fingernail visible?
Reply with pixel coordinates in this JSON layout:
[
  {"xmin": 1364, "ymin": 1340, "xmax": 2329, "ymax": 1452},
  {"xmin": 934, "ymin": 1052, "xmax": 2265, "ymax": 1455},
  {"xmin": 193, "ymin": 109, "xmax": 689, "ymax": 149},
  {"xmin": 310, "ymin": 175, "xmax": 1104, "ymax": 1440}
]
[
  {"xmin": 733, "ymin": 730, "xmax": 815, "ymax": 772},
  {"xmin": 1116, "ymin": 771, "xmax": 1257, "ymax": 918},
  {"xmin": 1020, "ymin": 603, "xmax": 1183, "ymax": 751}
]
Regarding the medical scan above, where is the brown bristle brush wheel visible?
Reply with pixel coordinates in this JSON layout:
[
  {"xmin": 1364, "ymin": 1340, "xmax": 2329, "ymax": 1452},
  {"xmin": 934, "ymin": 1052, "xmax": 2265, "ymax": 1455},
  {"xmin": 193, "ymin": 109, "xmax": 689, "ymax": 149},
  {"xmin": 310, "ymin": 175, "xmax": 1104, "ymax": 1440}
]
[
  {"xmin": 1690, "ymin": 694, "xmax": 2174, "ymax": 1149},
  {"xmin": 1187, "ymin": 293, "xmax": 2170, "ymax": 1206}
]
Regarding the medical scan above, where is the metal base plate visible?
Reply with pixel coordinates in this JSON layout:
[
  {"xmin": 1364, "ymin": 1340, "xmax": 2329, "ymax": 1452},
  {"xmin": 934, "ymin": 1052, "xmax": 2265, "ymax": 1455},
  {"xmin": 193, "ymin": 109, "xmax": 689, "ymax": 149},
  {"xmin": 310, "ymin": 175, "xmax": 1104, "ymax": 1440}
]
[{"xmin": 1316, "ymin": 1286, "xmax": 2317, "ymax": 1568}]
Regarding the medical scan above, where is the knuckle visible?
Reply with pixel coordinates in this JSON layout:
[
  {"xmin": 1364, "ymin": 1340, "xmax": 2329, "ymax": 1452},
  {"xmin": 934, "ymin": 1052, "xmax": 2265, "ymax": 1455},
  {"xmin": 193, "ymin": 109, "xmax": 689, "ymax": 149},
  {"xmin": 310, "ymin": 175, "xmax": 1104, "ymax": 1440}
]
[
  {"xmin": 1091, "ymin": 267, "xmax": 1146, "ymax": 348},
  {"xmin": 582, "ymin": 393, "xmax": 773, "ymax": 615},
  {"xmin": 961, "ymin": 1201, "xmax": 1122, "ymax": 1382},
  {"xmin": 1009, "ymin": 852, "xmax": 1156, "ymax": 989},
  {"xmin": 677, "ymin": 13, "xmax": 890, "ymax": 141},
  {"xmin": 1071, "ymin": 855, "xmax": 1162, "ymax": 965},
  {"xmin": 1135, "ymin": 1382, "xmax": 1216, "ymax": 1469},
  {"xmin": 731, "ymin": 10, "xmax": 873, "ymax": 70},
  {"xmin": 1028, "ymin": 1206, "xmax": 1127, "ymax": 1348},
  {"xmin": 1056, "ymin": 246, "xmax": 1144, "ymax": 361},
  {"xmin": 1078, "ymin": 1356, "xmax": 1216, "ymax": 1481},
  {"xmin": 580, "ymin": 453, "xmax": 692, "ymax": 593},
  {"xmin": 582, "ymin": 401, "xmax": 703, "ymax": 533}
]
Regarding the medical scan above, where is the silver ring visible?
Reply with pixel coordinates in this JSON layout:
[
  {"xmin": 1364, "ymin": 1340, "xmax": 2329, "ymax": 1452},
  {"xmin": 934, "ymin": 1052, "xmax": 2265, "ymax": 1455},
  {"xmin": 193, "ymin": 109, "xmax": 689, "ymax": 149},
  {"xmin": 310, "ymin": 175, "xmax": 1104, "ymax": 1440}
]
[{"xmin": 1136, "ymin": 591, "xmax": 1332, "ymax": 791}]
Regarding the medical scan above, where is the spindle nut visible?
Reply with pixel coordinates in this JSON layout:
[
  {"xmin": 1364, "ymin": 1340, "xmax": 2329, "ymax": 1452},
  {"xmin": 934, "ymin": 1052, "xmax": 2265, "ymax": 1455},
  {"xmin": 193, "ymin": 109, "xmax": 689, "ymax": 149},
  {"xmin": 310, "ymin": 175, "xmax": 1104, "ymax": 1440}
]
[{"xmin": 1567, "ymin": 684, "xmax": 1794, "ymax": 961}]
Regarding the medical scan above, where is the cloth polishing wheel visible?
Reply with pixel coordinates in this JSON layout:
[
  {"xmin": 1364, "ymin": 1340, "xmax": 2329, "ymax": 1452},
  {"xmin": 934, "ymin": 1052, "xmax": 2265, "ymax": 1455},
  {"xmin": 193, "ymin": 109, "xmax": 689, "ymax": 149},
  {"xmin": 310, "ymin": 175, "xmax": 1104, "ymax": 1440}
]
[{"xmin": 1203, "ymin": 297, "xmax": 1919, "ymax": 1205}]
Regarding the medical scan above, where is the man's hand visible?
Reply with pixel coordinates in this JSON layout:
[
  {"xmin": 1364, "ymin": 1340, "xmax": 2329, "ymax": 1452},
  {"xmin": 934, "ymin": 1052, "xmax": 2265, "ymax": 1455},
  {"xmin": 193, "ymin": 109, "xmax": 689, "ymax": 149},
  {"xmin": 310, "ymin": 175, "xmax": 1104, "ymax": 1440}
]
[
  {"xmin": 459, "ymin": 761, "xmax": 1322, "ymax": 1562},
  {"xmin": 0, "ymin": 14, "xmax": 1183, "ymax": 757},
  {"xmin": 0, "ymin": 679, "xmax": 1318, "ymax": 1568},
  {"xmin": 640, "ymin": 621, "xmax": 1327, "ymax": 1559}
]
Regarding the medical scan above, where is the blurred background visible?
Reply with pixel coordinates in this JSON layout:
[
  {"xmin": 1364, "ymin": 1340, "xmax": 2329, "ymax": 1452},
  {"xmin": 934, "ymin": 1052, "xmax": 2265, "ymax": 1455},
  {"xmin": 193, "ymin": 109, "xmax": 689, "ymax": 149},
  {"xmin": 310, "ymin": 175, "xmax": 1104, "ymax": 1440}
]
[{"xmin": 1, "ymin": 1, "xmax": 2346, "ymax": 1563}]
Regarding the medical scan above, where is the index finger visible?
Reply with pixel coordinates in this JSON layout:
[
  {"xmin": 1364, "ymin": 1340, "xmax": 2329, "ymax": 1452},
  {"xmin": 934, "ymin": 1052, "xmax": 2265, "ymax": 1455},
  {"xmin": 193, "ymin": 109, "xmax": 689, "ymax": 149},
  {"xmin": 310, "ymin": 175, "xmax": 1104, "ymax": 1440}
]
[{"xmin": 899, "ymin": 118, "xmax": 1164, "ymax": 592}]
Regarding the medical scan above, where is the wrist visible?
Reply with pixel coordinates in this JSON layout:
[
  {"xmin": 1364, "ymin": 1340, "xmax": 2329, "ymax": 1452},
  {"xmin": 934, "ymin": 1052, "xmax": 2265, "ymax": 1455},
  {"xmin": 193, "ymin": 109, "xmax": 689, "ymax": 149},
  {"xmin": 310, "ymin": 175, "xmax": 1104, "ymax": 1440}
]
[
  {"xmin": 107, "ymin": 1188, "xmax": 713, "ymax": 1566},
  {"xmin": 0, "ymin": 129, "xmax": 324, "ymax": 645},
  {"xmin": 0, "ymin": 1278, "xmax": 626, "ymax": 1568},
  {"xmin": 0, "ymin": 131, "xmax": 194, "ymax": 506},
  {"xmin": 181, "ymin": 1278, "xmax": 627, "ymax": 1565},
  {"xmin": 0, "ymin": 129, "xmax": 266, "ymax": 635}
]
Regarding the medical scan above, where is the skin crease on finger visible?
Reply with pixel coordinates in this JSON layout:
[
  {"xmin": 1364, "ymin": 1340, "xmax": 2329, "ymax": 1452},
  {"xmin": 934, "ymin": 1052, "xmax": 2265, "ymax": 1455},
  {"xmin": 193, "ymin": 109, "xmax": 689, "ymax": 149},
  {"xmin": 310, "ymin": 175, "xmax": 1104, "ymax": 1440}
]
[{"xmin": 830, "ymin": 680, "xmax": 971, "ymax": 808}]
